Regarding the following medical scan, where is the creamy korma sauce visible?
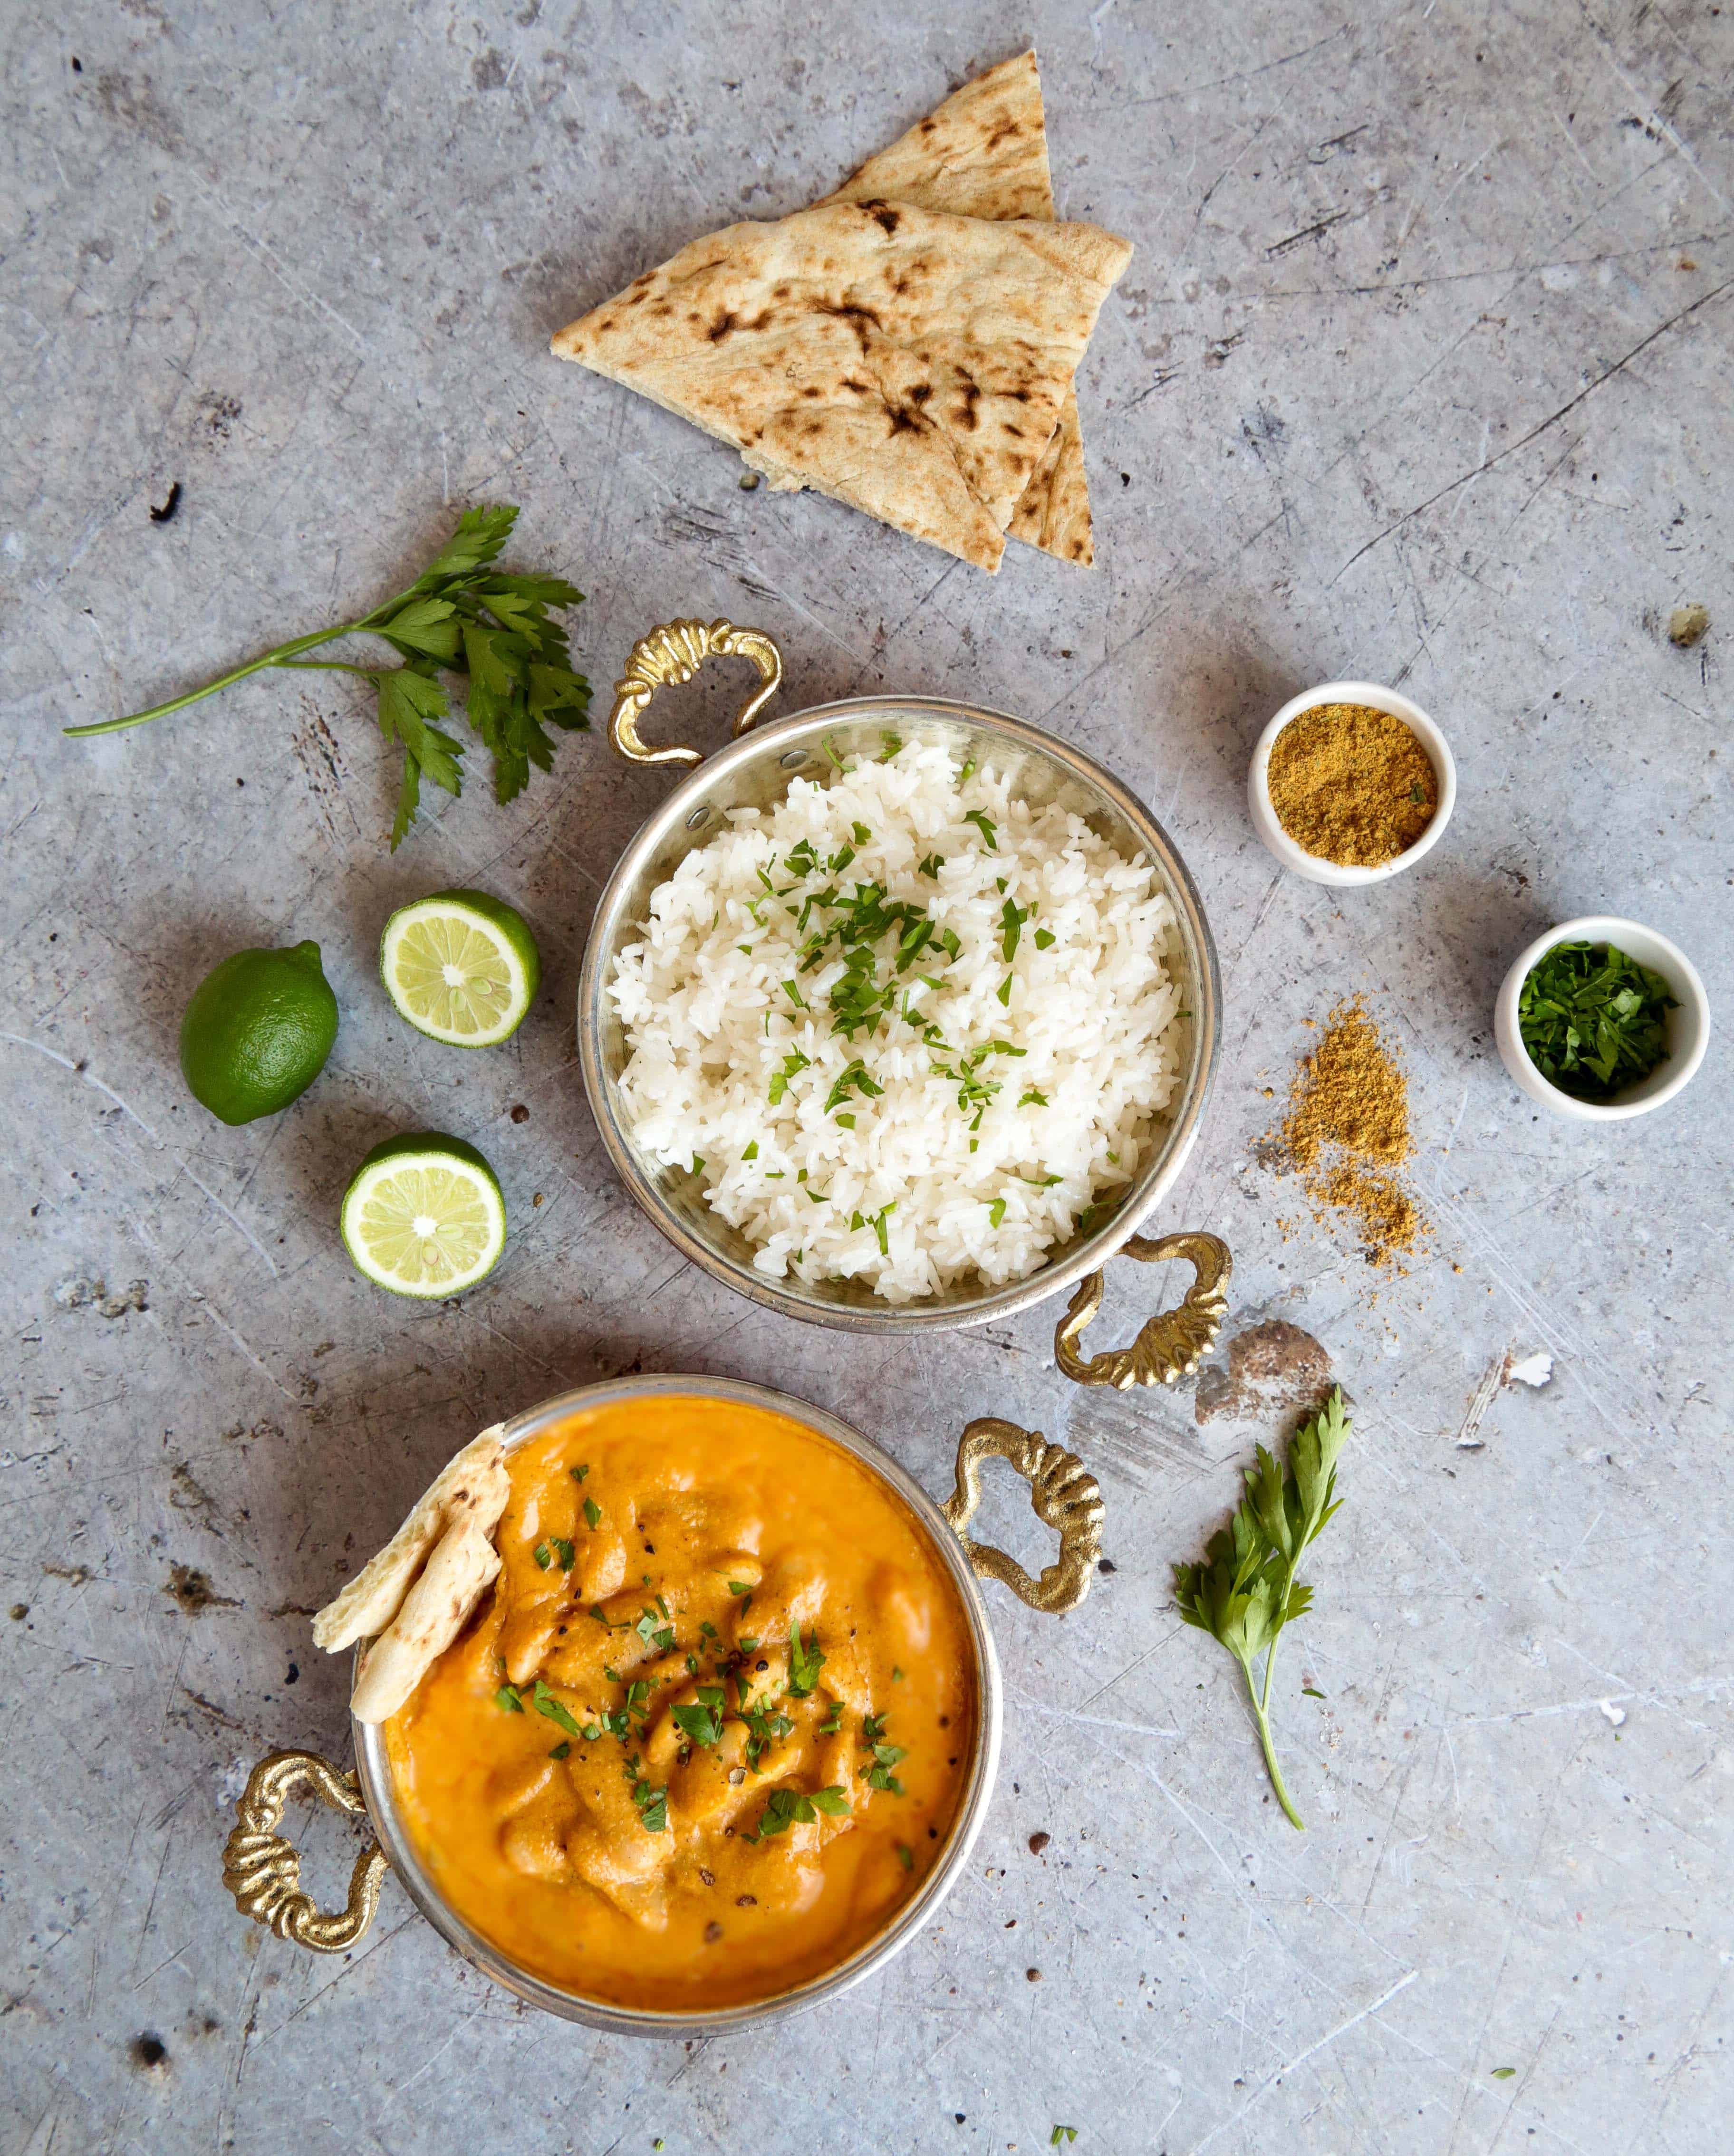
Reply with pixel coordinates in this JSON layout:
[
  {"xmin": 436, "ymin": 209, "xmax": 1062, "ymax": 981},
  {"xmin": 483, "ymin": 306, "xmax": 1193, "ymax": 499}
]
[{"xmin": 385, "ymin": 1395, "xmax": 977, "ymax": 2009}]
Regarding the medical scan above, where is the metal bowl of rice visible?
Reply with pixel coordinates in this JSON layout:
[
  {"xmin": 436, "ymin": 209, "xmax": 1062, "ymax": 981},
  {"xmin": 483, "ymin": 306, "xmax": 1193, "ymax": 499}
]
[{"xmin": 576, "ymin": 619, "xmax": 1221, "ymax": 1335}]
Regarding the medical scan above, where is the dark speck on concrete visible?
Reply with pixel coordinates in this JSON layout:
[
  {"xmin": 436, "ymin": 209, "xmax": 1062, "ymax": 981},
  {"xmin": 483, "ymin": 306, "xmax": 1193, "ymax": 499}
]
[{"xmin": 165, "ymin": 1564, "xmax": 239, "ymax": 1615}]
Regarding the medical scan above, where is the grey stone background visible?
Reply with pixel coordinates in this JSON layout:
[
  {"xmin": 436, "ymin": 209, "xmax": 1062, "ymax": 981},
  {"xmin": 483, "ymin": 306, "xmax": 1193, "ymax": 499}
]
[{"xmin": 2, "ymin": 0, "xmax": 1730, "ymax": 2150}]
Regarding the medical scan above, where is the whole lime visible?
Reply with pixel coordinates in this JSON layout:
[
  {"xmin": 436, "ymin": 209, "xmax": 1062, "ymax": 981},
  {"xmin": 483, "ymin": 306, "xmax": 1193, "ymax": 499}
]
[{"xmin": 179, "ymin": 940, "xmax": 339, "ymax": 1124}]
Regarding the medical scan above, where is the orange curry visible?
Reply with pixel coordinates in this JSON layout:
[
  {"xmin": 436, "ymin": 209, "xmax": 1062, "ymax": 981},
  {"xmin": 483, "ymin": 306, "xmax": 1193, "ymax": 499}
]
[{"xmin": 385, "ymin": 1393, "xmax": 977, "ymax": 2009}]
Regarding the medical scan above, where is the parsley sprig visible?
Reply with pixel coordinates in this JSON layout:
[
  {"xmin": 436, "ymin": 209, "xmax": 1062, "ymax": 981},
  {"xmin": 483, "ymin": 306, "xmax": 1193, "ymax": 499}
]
[
  {"xmin": 65, "ymin": 503, "xmax": 591, "ymax": 849},
  {"xmin": 1517, "ymin": 939, "xmax": 1676, "ymax": 1100},
  {"xmin": 1173, "ymin": 1389, "xmax": 1349, "ymax": 1830}
]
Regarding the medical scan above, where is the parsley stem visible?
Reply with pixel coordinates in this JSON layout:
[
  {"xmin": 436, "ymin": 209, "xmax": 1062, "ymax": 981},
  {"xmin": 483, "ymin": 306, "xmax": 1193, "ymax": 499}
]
[
  {"xmin": 63, "ymin": 619, "xmax": 371, "ymax": 737},
  {"xmin": 1244, "ymin": 1650, "xmax": 1303, "ymax": 1830}
]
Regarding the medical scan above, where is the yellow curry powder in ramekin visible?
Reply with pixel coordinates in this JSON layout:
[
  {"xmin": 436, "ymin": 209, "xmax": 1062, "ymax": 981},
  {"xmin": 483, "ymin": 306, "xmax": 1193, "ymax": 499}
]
[{"xmin": 1267, "ymin": 701, "xmax": 1438, "ymax": 867}]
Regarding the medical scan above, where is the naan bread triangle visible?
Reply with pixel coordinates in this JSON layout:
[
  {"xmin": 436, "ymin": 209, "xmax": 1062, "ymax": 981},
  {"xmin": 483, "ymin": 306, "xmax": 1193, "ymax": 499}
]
[
  {"xmin": 551, "ymin": 199, "xmax": 1131, "ymax": 572},
  {"xmin": 821, "ymin": 51, "xmax": 1099, "ymax": 565}
]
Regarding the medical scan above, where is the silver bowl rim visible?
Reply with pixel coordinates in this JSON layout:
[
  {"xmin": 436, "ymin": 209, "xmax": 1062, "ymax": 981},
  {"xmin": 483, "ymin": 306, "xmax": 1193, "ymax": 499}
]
[
  {"xmin": 352, "ymin": 1370, "xmax": 1006, "ymax": 2038},
  {"xmin": 576, "ymin": 692, "xmax": 1222, "ymax": 1332}
]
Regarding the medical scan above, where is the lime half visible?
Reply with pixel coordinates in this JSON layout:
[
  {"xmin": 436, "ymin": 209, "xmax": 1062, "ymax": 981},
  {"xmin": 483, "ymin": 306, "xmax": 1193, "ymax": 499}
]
[
  {"xmin": 340, "ymin": 1133, "xmax": 506, "ymax": 1298},
  {"xmin": 380, "ymin": 889, "xmax": 540, "ymax": 1046}
]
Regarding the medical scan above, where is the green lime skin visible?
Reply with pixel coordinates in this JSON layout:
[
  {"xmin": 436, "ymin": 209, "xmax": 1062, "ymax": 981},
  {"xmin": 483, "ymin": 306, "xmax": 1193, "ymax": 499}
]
[
  {"xmin": 345, "ymin": 1130, "xmax": 501, "ymax": 1184},
  {"xmin": 179, "ymin": 940, "xmax": 339, "ymax": 1125}
]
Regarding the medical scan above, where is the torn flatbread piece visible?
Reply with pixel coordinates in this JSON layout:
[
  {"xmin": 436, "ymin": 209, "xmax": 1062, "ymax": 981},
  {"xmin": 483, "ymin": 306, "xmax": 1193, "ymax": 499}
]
[
  {"xmin": 311, "ymin": 1426, "xmax": 508, "ymax": 1653},
  {"xmin": 551, "ymin": 199, "xmax": 1131, "ymax": 571},
  {"xmin": 822, "ymin": 50, "xmax": 1099, "ymax": 565},
  {"xmin": 350, "ymin": 1515, "xmax": 502, "ymax": 1724}
]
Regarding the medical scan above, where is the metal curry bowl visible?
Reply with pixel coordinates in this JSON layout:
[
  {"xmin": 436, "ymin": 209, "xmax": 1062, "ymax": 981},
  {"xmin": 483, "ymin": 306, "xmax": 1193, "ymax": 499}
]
[
  {"xmin": 221, "ymin": 1372, "xmax": 1105, "ymax": 2035},
  {"xmin": 576, "ymin": 619, "xmax": 1233, "ymax": 1385}
]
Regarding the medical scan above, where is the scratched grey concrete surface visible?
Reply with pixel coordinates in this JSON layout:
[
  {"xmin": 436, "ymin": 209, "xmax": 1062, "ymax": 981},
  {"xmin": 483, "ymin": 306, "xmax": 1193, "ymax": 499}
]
[{"xmin": 2, "ymin": 1, "xmax": 1731, "ymax": 2151}]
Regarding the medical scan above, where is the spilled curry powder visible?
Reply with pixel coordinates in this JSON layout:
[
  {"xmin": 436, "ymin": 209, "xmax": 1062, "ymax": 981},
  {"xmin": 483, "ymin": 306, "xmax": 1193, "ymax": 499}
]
[
  {"xmin": 1267, "ymin": 702, "xmax": 1437, "ymax": 866},
  {"xmin": 1274, "ymin": 997, "xmax": 1425, "ymax": 1265}
]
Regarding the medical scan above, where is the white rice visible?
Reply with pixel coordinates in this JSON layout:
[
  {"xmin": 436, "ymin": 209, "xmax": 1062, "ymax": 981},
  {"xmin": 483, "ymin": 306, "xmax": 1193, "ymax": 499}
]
[{"xmin": 609, "ymin": 740, "xmax": 1185, "ymax": 1303}]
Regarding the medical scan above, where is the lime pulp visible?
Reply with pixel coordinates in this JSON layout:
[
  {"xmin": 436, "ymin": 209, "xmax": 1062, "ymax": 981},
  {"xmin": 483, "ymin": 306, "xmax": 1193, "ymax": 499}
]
[
  {"xmin": 379, "ymin": 889, "xmax": 540, "ymax": 1046},
  {"xmin": 340, "ymin": 1132, "xmax": 506, "ymax": 1298}
]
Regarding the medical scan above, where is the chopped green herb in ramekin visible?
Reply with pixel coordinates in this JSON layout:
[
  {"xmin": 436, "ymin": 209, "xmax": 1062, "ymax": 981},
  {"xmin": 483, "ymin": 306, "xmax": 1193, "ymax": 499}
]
[{"xmin": 1517, "ymin": 940, "xmax": 1677, "ymax": 1101}]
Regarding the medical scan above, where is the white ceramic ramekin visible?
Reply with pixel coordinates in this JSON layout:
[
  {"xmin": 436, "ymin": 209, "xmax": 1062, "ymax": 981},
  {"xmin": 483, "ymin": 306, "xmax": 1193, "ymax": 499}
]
[
  {"xmin": 1247, "ymin": 680, "xmax": 1456, "ymax": 886},
  {"xmin": 1494, "ymin": 915, "xmax": 1710, "ymax": 1121}
]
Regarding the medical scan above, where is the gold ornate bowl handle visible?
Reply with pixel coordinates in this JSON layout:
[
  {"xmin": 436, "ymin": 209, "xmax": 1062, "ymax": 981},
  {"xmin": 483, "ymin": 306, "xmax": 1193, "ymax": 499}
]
[
  {"xmin": 941, "ymin": 1418, "xmax": 1104, "ymax": 1614},
  {"xmin": 608, "ymin": 617, "xmax": 784, "ymax": 766},
  {"xmin": 1055, "ymin": 1230, "xmax": 1233, "ymax": 1389},
  {"xmin": 221, "ymin": 1748, "xmax": 387, "ymax": 1955}
]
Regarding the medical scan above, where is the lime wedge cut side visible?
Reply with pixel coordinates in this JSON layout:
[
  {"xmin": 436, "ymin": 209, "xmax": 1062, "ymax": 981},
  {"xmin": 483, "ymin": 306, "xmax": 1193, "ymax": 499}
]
[
  {"xmin": 340, "ymin": 1134, "xmax": 506, "ymax": 1298},
  {"xmin": 380, "ymin": 889, "xmax": 541, "ymax": 1046}
]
